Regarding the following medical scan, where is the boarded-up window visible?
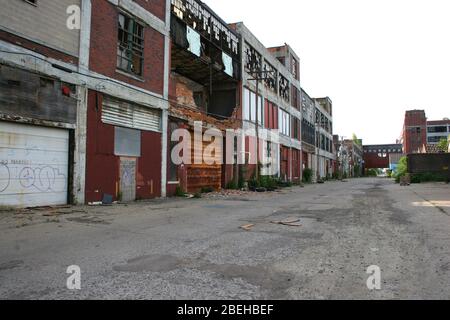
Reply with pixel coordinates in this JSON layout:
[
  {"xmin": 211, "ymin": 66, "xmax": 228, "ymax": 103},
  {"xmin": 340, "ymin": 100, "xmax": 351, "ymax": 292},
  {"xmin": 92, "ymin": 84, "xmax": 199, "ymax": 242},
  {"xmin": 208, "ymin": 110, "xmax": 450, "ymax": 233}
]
[{"xmin": 115, "ymin": 127, "xmax": 141, "ymax": 157}]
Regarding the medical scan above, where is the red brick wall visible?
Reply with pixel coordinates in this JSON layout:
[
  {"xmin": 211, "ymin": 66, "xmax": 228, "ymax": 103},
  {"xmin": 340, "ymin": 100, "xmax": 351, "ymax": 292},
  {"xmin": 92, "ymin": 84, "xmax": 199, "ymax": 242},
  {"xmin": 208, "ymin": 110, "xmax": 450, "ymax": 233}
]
[
  {"xmin": 89, "ymin": 0, "xmax": 165, "ymax": 95},
  {"xmin": 133, "ymin": 0, "xmax": 167, "ymax": 22},
  {"xmin": 403, "ymin": 110, "xmax": 427, "ymax": 154},
  {"xmin": 85, "ymin": 91, "xmax": 162, "ymax": 203},
  {"xmin": 0, "ymin": 30, "xmax": 78, "ymax": 65},
  {"xmin": 363, "ymin": 153, "xmax": 390, "ymax": 169}
]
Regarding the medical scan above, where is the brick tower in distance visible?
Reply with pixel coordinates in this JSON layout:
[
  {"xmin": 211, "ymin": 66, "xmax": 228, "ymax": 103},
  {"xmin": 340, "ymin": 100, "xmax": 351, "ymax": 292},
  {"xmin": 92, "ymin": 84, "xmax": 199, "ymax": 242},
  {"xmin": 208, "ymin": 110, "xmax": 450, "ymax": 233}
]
[{"xmin": 403, "ymin": 110, "xmax": 427, "ymax": 154}]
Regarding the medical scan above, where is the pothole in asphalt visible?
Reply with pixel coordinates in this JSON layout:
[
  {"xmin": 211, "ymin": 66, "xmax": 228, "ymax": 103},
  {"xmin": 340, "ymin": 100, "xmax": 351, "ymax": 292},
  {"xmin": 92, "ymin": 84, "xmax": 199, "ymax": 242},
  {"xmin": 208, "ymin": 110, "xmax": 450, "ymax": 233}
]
[{"xmin": 112, "ymin": 254, "xmax": 294, "ymax": 298}]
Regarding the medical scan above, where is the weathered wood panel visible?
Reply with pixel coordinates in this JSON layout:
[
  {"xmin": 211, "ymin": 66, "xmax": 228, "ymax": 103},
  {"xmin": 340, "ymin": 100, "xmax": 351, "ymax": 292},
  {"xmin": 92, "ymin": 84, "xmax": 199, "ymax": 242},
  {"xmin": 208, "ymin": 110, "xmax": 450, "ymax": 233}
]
[{"xmin": 0, "ymin": 65, "xmax": 77, "ymax": 124}]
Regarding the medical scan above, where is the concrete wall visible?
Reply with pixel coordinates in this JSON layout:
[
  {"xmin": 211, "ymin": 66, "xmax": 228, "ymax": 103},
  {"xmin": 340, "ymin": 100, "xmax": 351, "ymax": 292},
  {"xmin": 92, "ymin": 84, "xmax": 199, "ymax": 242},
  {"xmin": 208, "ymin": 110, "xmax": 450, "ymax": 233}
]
[{"xmin": 0, "ymin": 0, "xmax": 81, "ymax": 56}]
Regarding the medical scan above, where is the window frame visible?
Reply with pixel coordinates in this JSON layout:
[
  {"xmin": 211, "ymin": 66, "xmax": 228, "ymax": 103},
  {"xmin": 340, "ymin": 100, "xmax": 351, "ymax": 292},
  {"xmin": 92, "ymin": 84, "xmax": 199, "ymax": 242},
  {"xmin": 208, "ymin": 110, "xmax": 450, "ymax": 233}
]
[{"xmin": 117, "ymin": 12, "xmax": 145, "ymax": 77}]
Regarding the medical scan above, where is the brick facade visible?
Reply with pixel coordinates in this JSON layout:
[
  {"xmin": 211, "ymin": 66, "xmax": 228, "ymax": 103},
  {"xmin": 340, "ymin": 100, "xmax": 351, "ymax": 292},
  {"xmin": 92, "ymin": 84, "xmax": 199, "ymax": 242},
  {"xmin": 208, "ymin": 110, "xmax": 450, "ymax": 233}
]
[
  {"xmin": 403, "ymin": 110, "xmax": 427, "ymax": 154},
  {"xmin": 89, "ymin": 0, "xmax": 165, "ymax": 95}
]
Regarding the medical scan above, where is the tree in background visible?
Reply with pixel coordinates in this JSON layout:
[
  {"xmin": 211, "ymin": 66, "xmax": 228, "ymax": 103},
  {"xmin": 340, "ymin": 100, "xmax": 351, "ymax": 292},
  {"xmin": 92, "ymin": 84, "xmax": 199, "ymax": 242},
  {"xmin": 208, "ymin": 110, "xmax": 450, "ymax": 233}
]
[
  {"xmin": 437, "ymin": 137, "xmax": 449, "ymax": 153},
  {"xmin": 352, "ymin": 133, "xmax": 362, "ymax": 146}
]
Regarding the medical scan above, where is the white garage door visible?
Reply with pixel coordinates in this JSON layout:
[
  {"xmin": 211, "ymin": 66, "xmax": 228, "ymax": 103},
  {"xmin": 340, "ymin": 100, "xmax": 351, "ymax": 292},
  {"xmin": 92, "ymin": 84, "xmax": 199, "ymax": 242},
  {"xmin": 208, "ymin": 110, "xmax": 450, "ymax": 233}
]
[{"xmin": 0, "ymin": 122, "xmax": 69, "ymax": 207}]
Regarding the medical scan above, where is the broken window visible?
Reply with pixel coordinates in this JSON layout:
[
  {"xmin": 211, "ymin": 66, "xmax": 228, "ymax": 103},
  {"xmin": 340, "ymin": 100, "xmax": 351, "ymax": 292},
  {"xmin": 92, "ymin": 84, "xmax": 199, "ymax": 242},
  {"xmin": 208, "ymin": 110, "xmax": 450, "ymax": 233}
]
[
  {"xmin": 263, "ymin": 60, "xmax": 277, "ymax": 93},
  {"xmin": 171, "ymin": 0, "xmax": 239, "ymax": 58},
  {"xmin": 222, "ymin": 52, "xmax": 233, "ymax": 77},
  {"xmin": 117, "ymin": 13, "xmax": 144, "ymax": 76},
  {"xmin": 292, "ymin": 56, "xmax": 299, "ymax": 80},
  {"xmin": 186, "ymin": 26, "xmax": 201, "ymax": 57},
  {"xmin": 279, "ymin": 74, "xmax": 290, "ymax": 102},
  {"xmin": 244, "ymin": 42, "xmax": 262, "ymax": 74}
]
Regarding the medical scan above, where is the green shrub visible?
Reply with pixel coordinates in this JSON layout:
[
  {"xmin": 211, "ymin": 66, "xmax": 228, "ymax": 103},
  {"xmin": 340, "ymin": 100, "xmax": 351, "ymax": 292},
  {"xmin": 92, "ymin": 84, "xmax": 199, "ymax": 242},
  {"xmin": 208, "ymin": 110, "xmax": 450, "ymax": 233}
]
[
  {"xmin": 259, "ymin": 176, "xmax": 278, "ymax": 189},
  {"xmin": 393, "ymin": 156, "xmax": 408, "ymax": 183},
  {"xmin": 248, "ymin": 175, "xmax": 260, "ymax": 190},
  {"xmin": 303, "ymin": 168, "xmax": 313, "ymax": 183},
  {"xmin": 366, "ymin": 169, "xmax": 378, "ymax": 177},
  {"xmin": 175, "ymin": 186, "xmax": 186, "ymax": 197},
  {"xmin": 226, "ymin": 181, "xmax": 238, "ymax": 190}
]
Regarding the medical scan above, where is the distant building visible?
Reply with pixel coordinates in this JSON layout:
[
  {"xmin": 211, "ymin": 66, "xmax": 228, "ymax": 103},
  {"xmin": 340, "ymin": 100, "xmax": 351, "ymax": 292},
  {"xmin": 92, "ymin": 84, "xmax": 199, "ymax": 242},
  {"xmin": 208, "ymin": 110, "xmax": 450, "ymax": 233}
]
[
  {"xmin": 343, "ymin": 139, "xmax": 364, "ymax": 177},
  {"xmin": 427, "ymin": 119, "xmax": 450, "ymax": 145},
  {"xmin": 402, "ymin": 110, "xmax": 450, "ymax": 154},
  {"xmin": 363, "ymin": 144, "xmax": 403, "ymax": 170},
  {"xmin": 402, "ymin": 110, "xmax": 427, "ymax": 154}
]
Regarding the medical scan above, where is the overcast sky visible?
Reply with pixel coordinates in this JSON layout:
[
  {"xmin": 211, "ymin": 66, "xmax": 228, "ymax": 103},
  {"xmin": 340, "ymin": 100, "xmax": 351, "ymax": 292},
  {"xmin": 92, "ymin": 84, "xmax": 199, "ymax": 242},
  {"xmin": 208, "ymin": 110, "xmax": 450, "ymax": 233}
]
[{"xmin": 203, "ymin": 0, "xmax": 450, "ymax": 144}]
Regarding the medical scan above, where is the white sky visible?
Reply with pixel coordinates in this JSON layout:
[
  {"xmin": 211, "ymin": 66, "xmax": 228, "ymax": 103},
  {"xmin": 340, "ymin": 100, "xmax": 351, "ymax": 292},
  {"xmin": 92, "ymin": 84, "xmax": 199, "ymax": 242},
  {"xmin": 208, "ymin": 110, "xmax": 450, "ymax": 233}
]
[{"xmin": 203, "ymin": 0, "xmax": 450, "ymax": 144}]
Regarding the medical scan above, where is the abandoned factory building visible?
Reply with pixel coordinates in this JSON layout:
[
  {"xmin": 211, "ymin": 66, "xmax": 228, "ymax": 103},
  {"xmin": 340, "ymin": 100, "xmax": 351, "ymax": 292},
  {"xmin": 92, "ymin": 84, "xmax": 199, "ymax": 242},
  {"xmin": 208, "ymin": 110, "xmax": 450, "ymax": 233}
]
[{"xmin": 0, "ymin": 0, "xmax": 336, "ymax": 207}]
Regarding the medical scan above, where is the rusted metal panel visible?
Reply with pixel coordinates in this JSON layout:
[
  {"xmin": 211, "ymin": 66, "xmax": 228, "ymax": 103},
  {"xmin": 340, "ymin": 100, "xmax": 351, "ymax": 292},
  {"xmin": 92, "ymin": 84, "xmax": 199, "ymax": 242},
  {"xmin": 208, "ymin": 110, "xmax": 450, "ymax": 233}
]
[{"xmin": 85, "ymin": 91, "xmax": 162, "ymax": 203}]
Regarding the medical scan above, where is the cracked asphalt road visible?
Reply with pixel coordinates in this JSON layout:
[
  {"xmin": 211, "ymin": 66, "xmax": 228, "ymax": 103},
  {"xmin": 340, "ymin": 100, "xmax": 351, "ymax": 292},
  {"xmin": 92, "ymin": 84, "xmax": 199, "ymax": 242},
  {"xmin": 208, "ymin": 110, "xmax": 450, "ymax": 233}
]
[{"xmin": 0, "ymin": 178, "xmax": 449, "ymax": 300}]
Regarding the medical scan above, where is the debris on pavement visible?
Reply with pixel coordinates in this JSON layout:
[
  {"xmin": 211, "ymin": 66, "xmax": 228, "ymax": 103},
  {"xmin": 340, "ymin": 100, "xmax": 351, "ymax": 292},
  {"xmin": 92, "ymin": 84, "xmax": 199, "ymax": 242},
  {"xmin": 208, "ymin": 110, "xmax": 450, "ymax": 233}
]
[
  {"xmin": 271, "ymin": 218, "xmax": 302, "ymax": 227},
  {"xmin": 240, "ymin": 224, "xmax": 255, "ymax": 231}
]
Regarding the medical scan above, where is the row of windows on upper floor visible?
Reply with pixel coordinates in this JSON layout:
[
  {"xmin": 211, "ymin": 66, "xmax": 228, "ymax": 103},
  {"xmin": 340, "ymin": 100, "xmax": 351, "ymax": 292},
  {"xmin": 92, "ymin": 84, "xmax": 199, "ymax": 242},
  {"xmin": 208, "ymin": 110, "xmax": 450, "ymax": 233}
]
[
  {"xmin": 244, "ymin": 42, "xmax": 301, "ymax": 109},
  {"xmin": 427, "ymin": 135, "xmax": 449, "ymax": 143},
  {"xmin": 242, "ymin": 88, "xmax": 334, "ymax": 150},
  {"xmin": 427, "ymin": 125, "xmax": 450, "ymax": 133},
  {"xmin": 364, "ymin": 148, "xmax": 403, "ymax": 154}
]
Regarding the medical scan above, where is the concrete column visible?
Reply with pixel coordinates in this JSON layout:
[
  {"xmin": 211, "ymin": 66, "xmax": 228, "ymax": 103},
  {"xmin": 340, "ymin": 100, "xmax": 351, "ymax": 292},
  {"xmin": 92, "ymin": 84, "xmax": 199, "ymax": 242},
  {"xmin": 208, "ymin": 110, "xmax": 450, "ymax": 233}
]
[
  {"xmin": 161, "ymin": 109, "xmax": 168, "ymax": 197},
  {"xmin": 72, "ymin": 0, "xmax": 91, "ymax": 204},
  {"xmin": 79, "ymin": 0, "xmax": 91, "ymax": 73},
  {"xmin": 73, "ymin": 86, "xmax": 88, "ymax": 204},
  {"xmin": 160, "ymin": 0, "xmax": 171, "ymax": 198}
]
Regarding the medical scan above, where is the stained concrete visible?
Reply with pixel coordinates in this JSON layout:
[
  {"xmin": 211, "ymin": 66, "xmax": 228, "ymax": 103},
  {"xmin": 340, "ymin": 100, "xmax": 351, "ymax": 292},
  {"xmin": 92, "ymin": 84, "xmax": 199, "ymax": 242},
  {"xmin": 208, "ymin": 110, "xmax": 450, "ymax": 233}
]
[{"xmin": 0, "ymin": 178, "xmax": 449, "ymax": 299}]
